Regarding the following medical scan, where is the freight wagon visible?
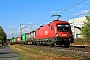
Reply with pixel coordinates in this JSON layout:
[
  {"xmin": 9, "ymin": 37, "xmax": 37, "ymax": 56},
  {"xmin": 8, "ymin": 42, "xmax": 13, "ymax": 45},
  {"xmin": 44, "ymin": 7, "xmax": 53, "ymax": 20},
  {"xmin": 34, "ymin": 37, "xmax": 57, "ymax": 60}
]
[
  {"xmin": 20, "ymin": 31, "xmax": 35, "ymax": 44},
  {"xmin": 26, "ymin": 31, "xmax": 35, "ymax": 44},
  {"xmin": 22, "ymin": 33, "xmax": 27, "ymax": 44},
  {"xmin": 13, "ymin": 38, "xmax": 16, "ymax": 44},
  {"xmin": 16, "ymin": 37, "xmax": 21, "ymax": 44}
]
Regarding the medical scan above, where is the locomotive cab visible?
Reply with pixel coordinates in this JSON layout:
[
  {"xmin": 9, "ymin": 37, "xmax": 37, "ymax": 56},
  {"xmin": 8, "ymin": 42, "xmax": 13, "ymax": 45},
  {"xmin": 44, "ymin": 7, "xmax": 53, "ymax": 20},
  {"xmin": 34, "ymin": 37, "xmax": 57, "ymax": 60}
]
[
  {"xmin": 56, "ymin": 24, "xmax": 70, "ymax": 37},
  {"xmin": 56, "ymin": 23, "xmax": 74, "ymax": 41},
  {"xmin": 50, "ymin": 20, "xmax": 74, "ymax": 47}
]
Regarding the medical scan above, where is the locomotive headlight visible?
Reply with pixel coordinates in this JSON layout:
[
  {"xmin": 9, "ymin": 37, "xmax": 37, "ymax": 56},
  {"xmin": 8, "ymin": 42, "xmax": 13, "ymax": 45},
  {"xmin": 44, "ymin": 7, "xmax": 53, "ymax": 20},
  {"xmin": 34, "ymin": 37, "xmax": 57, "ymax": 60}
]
[{"xmin": 56, "ymin": 33, "xmax": 58, "ymax": 37}]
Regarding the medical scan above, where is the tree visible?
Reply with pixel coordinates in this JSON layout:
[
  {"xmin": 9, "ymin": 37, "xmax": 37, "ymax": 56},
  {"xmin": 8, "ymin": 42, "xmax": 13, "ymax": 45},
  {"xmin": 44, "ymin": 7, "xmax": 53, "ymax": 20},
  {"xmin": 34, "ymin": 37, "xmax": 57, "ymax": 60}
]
[
  {"xmin": 82, "ymin": 16, "xmax": 90, "ymax": 39},
  {"xmin": 0, "ymin": 26, "xmax": 7, "ymax": 45}
]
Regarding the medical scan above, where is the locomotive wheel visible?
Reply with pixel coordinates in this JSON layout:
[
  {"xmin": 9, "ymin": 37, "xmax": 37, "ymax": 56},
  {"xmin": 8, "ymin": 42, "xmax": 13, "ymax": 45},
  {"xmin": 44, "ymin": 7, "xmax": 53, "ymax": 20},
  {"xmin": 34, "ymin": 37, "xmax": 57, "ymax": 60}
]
[
  {"xmin": 49, "ymin": 42, "xmax": 53, "ymax": 47},
  {"xmin": 49, "ymin": 41, "xmax": 53, "ymax": 47},
  {"xmin": 49, "ymin": 44, "xmax": 53, "ymax": 47},
  {"xmin": 39, "ymin": 41, "xmax": 42, "ymax": 46},
  {"xmin": 53, "ymin": 43, "xmax": 57, "ymax": 47},
  {"xmin": 36, "ymin": 42, "xmax": 39, "ymax": 46},
  {"xmin": 64, "ymin": 43, "xmax": 70, "ymax": 48},
  {"xmin": 49, "ymin": 42, "xmax": 57, "ymax": 47}
]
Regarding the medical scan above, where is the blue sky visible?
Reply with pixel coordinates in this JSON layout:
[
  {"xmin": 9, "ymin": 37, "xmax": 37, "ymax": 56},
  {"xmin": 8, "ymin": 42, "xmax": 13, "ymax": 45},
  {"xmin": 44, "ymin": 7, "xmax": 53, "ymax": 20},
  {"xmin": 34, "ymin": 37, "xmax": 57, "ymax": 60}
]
[{"xmin": 0, "ymin": 0, "xmax": 90, "ymax": 38}]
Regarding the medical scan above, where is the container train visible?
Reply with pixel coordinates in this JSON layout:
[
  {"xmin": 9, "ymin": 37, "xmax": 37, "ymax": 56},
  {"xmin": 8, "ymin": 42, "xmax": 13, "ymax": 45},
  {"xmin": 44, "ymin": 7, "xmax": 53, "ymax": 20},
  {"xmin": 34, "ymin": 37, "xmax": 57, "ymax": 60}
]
[{"xmin": 12, "ymin": 19, "xmax": 74, "ymax": 47}]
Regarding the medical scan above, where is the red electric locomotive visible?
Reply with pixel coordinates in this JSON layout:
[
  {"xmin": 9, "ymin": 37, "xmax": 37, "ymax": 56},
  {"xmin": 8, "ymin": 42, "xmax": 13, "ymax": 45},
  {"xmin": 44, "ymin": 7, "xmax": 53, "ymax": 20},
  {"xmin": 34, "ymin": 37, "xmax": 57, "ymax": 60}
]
[{"xmin": 35, "ymin": 19, "xmax": 74, "ymax": 47}]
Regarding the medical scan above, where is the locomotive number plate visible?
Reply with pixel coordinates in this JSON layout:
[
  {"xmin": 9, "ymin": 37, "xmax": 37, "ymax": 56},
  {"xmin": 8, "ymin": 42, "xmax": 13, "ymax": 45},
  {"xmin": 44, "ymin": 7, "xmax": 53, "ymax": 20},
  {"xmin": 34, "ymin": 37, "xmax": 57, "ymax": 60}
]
[{"xmin": 62, "ymin": 34, "xmax": 67, "ymax": 36}]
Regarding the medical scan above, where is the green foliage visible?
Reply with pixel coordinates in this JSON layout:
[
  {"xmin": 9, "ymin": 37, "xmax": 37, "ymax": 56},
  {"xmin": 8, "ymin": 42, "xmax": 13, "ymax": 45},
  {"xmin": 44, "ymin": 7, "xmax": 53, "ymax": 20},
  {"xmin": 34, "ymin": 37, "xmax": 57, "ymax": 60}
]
[
  {"xmin": 0, "ymin": 26, "xmax": 7, "ymax": 44},
  {"xmin": 0, "ymin": 26, "xmax": 3, "ymax": 31},
  {"xmin": 82, "ymin": 16, "xmax": 90, "ymax": 39}
]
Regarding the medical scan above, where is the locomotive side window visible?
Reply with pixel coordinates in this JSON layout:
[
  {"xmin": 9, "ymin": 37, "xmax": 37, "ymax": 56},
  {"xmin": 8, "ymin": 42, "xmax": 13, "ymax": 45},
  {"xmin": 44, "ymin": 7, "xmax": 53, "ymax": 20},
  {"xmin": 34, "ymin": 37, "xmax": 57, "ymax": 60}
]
[
  {"xmin": 51, "ymin": 25, "xmax": 54, "ymax": 30},
  {"xmin": 57, "ymin": 24, "xmax": 69, "ymax": 32}
]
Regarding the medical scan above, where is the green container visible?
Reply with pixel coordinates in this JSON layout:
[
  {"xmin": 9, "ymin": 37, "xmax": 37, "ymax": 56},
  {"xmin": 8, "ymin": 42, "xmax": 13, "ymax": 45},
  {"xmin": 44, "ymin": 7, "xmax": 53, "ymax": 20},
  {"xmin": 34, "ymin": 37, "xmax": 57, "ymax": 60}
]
[
  {"xmin": 14, "ymin": 38, "xmax": 16, "ymax": 42},
  {"xmin": 22, "ymin": 34, "xmax": 27, "ymax": 42}
]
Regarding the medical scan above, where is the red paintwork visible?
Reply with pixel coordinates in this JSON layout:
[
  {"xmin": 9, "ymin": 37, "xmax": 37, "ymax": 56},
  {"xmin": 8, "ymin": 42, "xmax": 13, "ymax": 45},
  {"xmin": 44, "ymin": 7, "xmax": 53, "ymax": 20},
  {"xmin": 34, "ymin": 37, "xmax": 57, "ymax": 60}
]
[
  {"xmin": 35, "ymin": 20, "xmax": 71, "ymax": 40},
  {"xmin": 58, "ymin": 32, "xmax": 70, "ymax": 38}
]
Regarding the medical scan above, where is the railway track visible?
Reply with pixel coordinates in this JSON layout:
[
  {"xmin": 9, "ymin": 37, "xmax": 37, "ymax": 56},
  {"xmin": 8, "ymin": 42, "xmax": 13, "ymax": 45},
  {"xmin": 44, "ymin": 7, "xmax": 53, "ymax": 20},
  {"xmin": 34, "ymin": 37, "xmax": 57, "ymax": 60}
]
[
  {"xmin": 23, "ymin": 44, "xmax": 90, "ymax": 59},
  {"xmin": 24, "ymin": 44, "xmax": 90, "ymax": 52}
]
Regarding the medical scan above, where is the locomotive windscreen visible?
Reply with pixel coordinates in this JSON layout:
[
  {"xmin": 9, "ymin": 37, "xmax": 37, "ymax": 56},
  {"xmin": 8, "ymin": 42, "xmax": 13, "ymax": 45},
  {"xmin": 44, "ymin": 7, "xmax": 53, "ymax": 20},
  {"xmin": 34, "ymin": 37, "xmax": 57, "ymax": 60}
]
[{"xmin": 56, "ymin": 24, "xmax": 69, "ymax": 32}]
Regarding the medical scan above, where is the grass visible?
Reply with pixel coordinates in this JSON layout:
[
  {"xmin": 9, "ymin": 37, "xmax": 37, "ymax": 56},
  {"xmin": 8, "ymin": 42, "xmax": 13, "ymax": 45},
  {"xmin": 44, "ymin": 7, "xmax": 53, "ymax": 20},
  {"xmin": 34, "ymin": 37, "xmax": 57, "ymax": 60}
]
[
  {"xmin": 9, "ymin": 44, "xmax": 89, "ymax": 60},
  {"xmin": 2, "ymin": 38, "xmax": 90, "ymax": 60},
  {"xmin": 0, "ymin": 44, "xmax": 2, "ymax": 48},
  {"xmin": 70, "ymin": 38, "xmax": 90, "ymax": 46},
  {"xmin": 0, "ymin": 42, "xmax": 2, "ymax": 48}
]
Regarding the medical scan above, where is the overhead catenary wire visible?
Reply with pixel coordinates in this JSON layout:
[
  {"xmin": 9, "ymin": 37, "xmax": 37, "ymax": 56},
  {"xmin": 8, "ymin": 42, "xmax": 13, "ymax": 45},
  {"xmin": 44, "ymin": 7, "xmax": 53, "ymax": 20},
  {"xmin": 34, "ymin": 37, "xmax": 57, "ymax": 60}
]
[
  {"xmin": 59, "ymin": 0, "xmax": 88, "ymax": 14},
  {"xmin": 67, "ymin": 11, "xmax": 90, "ymax": 20},
  {"xmin": 66, "ymin": 0, "xmax": 90, "ymax": 20},
  {"xmin": 36, "ymin": 0, "xmax": 88, "ymax": 30},
  {"xmin": 37, "ymin": 0, "xmax": 58, "ymax": 25},
  {"xmin": 18, "ymin": 0, "xmax": 89, "ymax": 38},
  {"xmin": 40, "ymin": 0, "xmax": 58, "ymax": 17},
  {"xmin": 38, "ymin": 0, "xmax": 88, "ymax": 25}
]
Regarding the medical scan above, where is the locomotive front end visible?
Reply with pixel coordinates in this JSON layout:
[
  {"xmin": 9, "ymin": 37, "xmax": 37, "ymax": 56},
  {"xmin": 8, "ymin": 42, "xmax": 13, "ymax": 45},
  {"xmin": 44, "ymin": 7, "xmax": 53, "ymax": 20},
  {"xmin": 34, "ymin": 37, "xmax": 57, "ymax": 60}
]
[{"xmin": 55, "ymin": 23, "xmax": 74, "ymax": 47}]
